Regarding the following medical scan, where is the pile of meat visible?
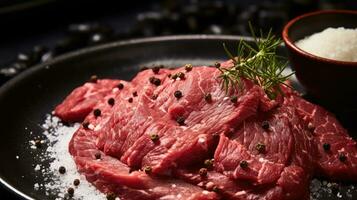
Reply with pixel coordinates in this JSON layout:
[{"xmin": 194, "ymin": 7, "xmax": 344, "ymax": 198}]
[{"xmin": 55, "ymin": 61, "xmax": 357, "ymax": 200}]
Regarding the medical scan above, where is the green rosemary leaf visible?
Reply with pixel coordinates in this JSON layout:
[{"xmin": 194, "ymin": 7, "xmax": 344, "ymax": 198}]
[{"xmin": 219, "ymin": 25, "xmax": 295, "ymax": 99}]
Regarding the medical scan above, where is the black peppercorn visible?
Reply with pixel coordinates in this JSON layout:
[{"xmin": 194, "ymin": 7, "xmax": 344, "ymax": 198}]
[
  {"xmin": 185, "ymin": 64, "xmax": 193, "ymax": 72},
  {"xmin": 256, "ymin": 143, "xmax": 266, "ymax": 153},
  {"xmin": 176, "ymin": 116, "xmax": 185, "ymax": 126},
  {"xmin": 90, "ymin": 75, "xmax": 98, "ymax": 83},
  {"xmin": 174, "ymin": 90, "xmax": 183, "ymax": 99},
  {"xmin": 153, "ymin": 78, "xmax": 161, "ymax": 86},
  {"xmin": 171, "ymin": 73, "xmax": 178, "ymax": 79},
  {"xmin": 95, "ymin": 152, "xmax": 101, "ymax": 160},
  {"xmin": 323, "ymin": 143, "xmax": 331, "ymax": 151},
  {"xmin": 117, "ymin": 83, "xmax": 124, "ymax": 90},
  {"xmin": 152, "ymin": 94, "xmax": 158, "ymax": 100},
  {"xmin": 133, "ymin": 91, "xmax": 138, "ymax": 97},
  {"xmin": 149, "ymin": 77, "xmax": 161, "ymax": 86},
  {"xmin": 339, "ymin": 153, "xmax": 347, "ymax": 162},
  {"xmin": 204, "ymin": 159, "xmax": 214, "ymax": 168},
  {"xmin": 144, "ymin": 166, "xmax": 152, "ymax": 174},
  {"xmin": 106, "ymin": 192, "xmax": 116, "ymax": 200},
  {"xmin": 214, "ymin": 62, "xmax": 221, "ymax": 68},
  {"xmin": 35, "ymin": 140, "xmax": 42, "ymax": 148},
  {"xmin": 59, "ymin": 166, "xmax": 66, "ymax": 174},
  {"xmin": 177, "ymin": 72, "xmax": 185, "ymax": 79},
  {"xmin": 108, "ymin": 98, "xmax": 115, "ymax": 106},
  {"xmin": 150, "ymin": 134, "xmax": 159, "ymax": 142},
  {"xmin": 204, "ymin": 93, "xmax": 212, "ymax": 103},
  {"xmin": 230, "ymin": 95, "xmax": 238, "ymax": 103},
  {"xmin": 93, "ymin": 109, "xmax": 101, "ymax": 117},
  {"xmin": 240, "ymin": 160, "xmax": 248, "ymax": 169},
  {"xmin": 73, "ymin": 179, "xmax": 80, "ymax": 186},
  {"xmin": 262, "ymin": 121, "xmax": 270, "ymax": 130},
  {"xmin": 67, "ymin": 187, "xmax": 74, "ymax": 197},
  {"xmin": 152, "ymin": 66, "xmax": 160, "ymax": 74},
  {"xmin": 128, "ymin": 98, "xmax": 133, "ymax": 103},
  {"xmin": 199, "ymin": 168, "xmax": 208, "ymax": 177},
  {"xmin": 82, "ymin": 121, "xmax": 90, "ymax": 129}
]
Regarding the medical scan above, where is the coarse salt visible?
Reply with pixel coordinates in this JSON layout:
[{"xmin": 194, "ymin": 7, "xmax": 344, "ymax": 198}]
[
  {"xmin": 31, "ymin": 115, "xmax": 107, "ymax": 200},
  {"xmin": 295, "ymin": 27, "xmax": 357, "ymax": 62}
]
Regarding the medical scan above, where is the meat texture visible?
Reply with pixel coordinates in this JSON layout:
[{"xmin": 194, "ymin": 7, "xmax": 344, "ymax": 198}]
[{"xmin": 55, "ymin": 62, "xmax": 357, "ymax": 200}]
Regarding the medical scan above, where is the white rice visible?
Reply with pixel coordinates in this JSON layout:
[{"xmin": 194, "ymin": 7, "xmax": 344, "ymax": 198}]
[{"xmin": 295, "ymin": 27, "xmax": 357, "ymax": 62}]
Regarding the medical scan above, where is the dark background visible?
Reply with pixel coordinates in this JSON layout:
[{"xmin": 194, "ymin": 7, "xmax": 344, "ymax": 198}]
[{"xmin": 0, "ymin": 0, "xmax": 356, "ymax": 199}]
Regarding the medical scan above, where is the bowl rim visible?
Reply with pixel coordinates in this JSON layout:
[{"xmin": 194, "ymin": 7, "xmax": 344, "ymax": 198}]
[{"xmin": 282, "ymin": 9, "xmax": 357, "ymax": 66}]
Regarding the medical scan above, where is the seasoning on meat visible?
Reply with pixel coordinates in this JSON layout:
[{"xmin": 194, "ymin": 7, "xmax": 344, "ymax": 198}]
[
  {"xmin": 199, "ymin": 168, "xmax": 208, "ymax": 177},
  {"xmin": 55, "ymin": 62, "xmax": 357, "ymax": 200},
  {"xmin": 204, "ymin": 93, "xmax": 212, "ymax": 103},
  {"xmin": 93, "ymin": 109, "xmax": 101, "ymax": 117},
  {"xmin": 262, "ymin": 120, "xmax": 270, "ymax": 130},
  {"xmin": 256, "ymin": 143, "xmax": 266, "ymax": 153},
  {"xmin": 150, "ymin": 134, "xmax": 159, "ymax": 142},
  {"xmin": 152, "ymin": 66, "xmax": 160, "ymax": 74},
  {"xmin": 176, "ymin": 116, "xmax": 185, "ymax": 126},
  {"xmin": 230, "ymin": 95, "xmax": 237, "ymax": 103},
  {"xmin": 174, "ymin": 90, "xmax": 183, "ymax": 99},
  {"xmin": 185, "ymin": 64, "xmax": 193, "ymax": 72},
  {"xmin": 339, "ymin": 153, "xmax": 347, "ymax": 162},
  {"xmin": 323, "ymin": 143, "xmax": 331, "ymax": 151},
  {"xmin": 95, "ymin": 152, "xmax": 101, "ymax": 160},
  {"xmin": 82, "ymin": 122, "xmax": 90, "ymax": 129},
  {"xmin": 240, "ymin": 160, "xmax": 248, "ymax": 169},
  {"xmin": 214, "ymin": 62, "xmax": 220, "ymax": 68},
  {"xmin": 107, "ymin": 98, "xmax": 115, "ymax": 106},
  {"xmin": 149, "ymin": 77, "xmax": 161, "ymax": 86},
  {"xmin": 117, "ymin": 83, "xmax": 124, "ymax": 90}
]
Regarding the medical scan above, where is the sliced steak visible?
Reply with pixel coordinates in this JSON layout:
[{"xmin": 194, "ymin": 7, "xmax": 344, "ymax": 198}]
[
  {"xmin": 55, "ymin": 79, "xmax": 122, "ymax": 122},
  {"xmin": 97, "ymin": 66, "xmax": 275, "ymax": 175},
  {"xmin": 55, "ymin": 63, "xmax": 357, "ymax": 200},
  {"xmin": 285, "ymin": 90, "xmax": 357, "ymax": 181},
  {"xmin": 216, "ymin": 106, "xmax": 294, "ymax": 185},
  {"xmin": 177, "ymin": 166, "xmax": 309, "ymax": 200},
  {"xmin": 69, "ymin": 102, "xmax": 218, "ymax": 200}
]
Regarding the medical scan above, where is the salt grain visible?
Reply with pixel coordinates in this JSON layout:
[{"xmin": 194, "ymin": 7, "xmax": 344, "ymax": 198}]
[
  {"xmin": 32, "ymin": 115, "xmax": 107, "ymax": 200},
  {"xmin": 34, "ymin": 183, "xmax": 39, "ymax": 191},
  {"xmin": 296, "ymin": 27, "xmax": 357, "ymax": 62},
  {"xmin": 34, "ymin": 164, "xmax": 41, "ymax": 171}
]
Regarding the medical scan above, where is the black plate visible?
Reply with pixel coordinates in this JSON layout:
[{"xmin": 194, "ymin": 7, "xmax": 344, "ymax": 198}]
[{"xmin": 0, "ymin": 35, "xmax": 355, "ymax": 200}]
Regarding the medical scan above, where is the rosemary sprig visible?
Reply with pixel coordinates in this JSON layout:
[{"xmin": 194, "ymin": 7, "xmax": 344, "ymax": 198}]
[{"xmin": 218, "ymin": 23, "xmax": 294, "ymax": 99}]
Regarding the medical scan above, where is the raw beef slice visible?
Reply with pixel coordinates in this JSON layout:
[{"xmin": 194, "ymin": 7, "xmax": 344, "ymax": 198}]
[{"xmin": 56, "ymin": 63, "xmax": 357, "ymax": 200}]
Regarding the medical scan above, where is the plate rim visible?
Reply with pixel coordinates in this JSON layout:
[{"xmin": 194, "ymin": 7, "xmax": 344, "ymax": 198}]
[{"xmin": 0, "ymin": 34, "xmax": 254, "ymax": 200}]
